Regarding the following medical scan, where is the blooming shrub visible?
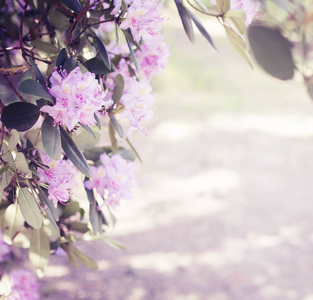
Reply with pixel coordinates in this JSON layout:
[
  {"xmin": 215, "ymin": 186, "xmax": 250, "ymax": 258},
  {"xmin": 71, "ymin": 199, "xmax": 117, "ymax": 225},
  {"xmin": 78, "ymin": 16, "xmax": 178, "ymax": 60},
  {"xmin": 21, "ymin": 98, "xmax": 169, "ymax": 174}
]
[{"xmin": 0, "ymin": 0, "xmax": 312, "ymax": 298}]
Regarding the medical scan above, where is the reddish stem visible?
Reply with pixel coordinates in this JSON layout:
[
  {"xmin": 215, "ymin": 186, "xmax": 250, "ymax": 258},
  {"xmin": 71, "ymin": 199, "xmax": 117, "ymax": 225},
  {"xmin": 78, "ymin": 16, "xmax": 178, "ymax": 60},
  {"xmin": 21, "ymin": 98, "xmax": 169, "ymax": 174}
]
[{"xmin": 66, "ymin": 0, "xmax": 91, "ymax": 52}]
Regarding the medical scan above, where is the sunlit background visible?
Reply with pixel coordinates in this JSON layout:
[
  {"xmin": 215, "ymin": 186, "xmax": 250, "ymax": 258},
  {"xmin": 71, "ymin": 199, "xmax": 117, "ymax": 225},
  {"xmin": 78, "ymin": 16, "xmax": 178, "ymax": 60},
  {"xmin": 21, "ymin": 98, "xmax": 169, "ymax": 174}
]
[{"xmin": 41, "ymin": 3, "xmax": 313, "ymax": 299}]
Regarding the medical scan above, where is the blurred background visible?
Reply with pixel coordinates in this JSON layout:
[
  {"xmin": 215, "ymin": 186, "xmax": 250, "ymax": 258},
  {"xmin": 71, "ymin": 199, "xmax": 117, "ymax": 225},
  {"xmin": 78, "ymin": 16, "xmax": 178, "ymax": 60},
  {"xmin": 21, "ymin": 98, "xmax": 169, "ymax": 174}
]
[{"xmin": 41, "ymin": 3, "xmax": 313, "ymax": 300}]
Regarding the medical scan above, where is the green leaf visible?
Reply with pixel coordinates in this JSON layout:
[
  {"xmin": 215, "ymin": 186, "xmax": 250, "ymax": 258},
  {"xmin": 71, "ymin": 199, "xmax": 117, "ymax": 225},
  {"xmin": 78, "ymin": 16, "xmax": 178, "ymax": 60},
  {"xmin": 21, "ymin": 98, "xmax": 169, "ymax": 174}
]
[
  {"xmin": 187, "ymin": 9, "xmax": 217, "ymax": 51},
  {"xmin": 109, "ymin": 112, "xmax": 126, "ymax": 138},
  {"xmin": 59, "ymin": 0, "xmax": 82, "ymax": 13},
  {"xmin": 13, "ymin": 152, "xmax": 29, "ymax": 174},
  {"xmin": 31, "ymin": 40, "xmax": 59, "ymax": 54},
  {"xmin": 12, "ymin": 227, "xmax": 32, "ymax": 248},
  {"xmin": 18, "ymin": 187, "xmax": 42, "ymax": 229},
  {"xmin": 97, "ymin": 236, "xmax": 126, "ymax": 250},
  {"xmin": 1, "ymin": 102, "xmax": 40, "ymax": 132},
  {"xmin": 96, "ymin": 36, "xmax": 111, "ymax": 70},
  {"xmin": 174, "ymin": 0, "xmax": 195, "ymax": 43},
  {"xmin": 79, "ymin": 122, "xmax": 96, "ymax": 139},
  {"xmin": 83, "ymin": 147, "xmax": 111, "ymax": 162},
  {"xmin": 63, "ymin": 58, "xmax": 78, "ymax": 74},
  {"xmin": 37, "ymin": 186, "xmax": 59, "ymax": 221},
  {"xmin": 112, "ymin": 74, "xmax": 125, "ymax": 104},
  {"xmin": 62, "ymin": 200, "xmax": 80, "ymax": 219},
  {"xmin": 56, "ymin": 48, "xmax": 68, "ymax": 69},
  {"xmin": 224, "ymin": 25, "xmax": 253, "ymax": 69},
  {"xmin": 49, "ymin": 8, "xmax": 70, "ymax": 30},
  {"xmin": 126, "ymin": 137, "xmax": 142, "ymax": 163},
  {"xmin": 42, "ymin": 116, "xmax": 61, "ymax": 160},
  {"xmin": 29, "ymin": 227, "xmax": 50, "ymax": 273},
  {"xmin": 84, "ymin": 57, "xmax": 115, "ymax": 75},
  {"xmin": 229, "ymin": 16, "xmax": 246, "ymax": 35},
  {"xmin": 8, "ymin": 129, "xmax": 19, "ymax": 151},
  {"xmin": 84, "ymin": 185, "xmax": 103, "ymax": 234},
  {"xmin": 68, "ymin": 244, "xmax": 98, "ymax": 269},
  {"xmin": 248, "ymin": 25, "xmax": 295, "ymax": 80},
  {"xmin": 0, "ymin": 169, "xmax": 14, "ymax": 202},
  {"xmin": 216, "ymin": 0, "xmax": 230, "ymax": 12},
  {"xmin": 60, "ymin": 126, "xmax": 92, "ymax": 178},
  {"xmin": 123, "ymin": 30, "xmax": 140, "ymax": 75},
  {"xmin": 28, "ymin": 57, "xmax": 46, "ymax": 85},
  {"xmin": 1, "ymin": 203, "xmax": 24, "ymax": 245},
  {"xmin": 0, "ymin": 274, "xmax": 11, "ymax": 297},
  {"xmin": 18, "ymin": 79, "xmax": 54, "ymax": 102}
]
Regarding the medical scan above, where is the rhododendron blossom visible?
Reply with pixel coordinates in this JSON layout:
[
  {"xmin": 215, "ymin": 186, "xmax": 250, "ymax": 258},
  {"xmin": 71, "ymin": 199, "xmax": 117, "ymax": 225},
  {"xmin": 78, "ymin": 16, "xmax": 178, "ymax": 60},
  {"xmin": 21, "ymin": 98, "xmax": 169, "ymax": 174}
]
[
  {"xmin": 119, "ymin": 77, "xmax": 154, "ymax": 134},
  {"xmin": 137, "ymin": 35, "xmax": 170, "ymax": 79},
  {"xmin": 120, "ymin": 0, "xmax": 165, "ymax": 42},
  {"xmin": 0, "ymin": 231, "xmax": 10, "ymax": 263},
  {"xmin": 37, "ymin": 150, "xmax": 76, "ymax": 206},
  {"xmin": 7, "ymin": 270, "xmax": 40, "ymax": 300},
  {"xmin": 41, "ymin": 67, "xmax": 112, "ymax": 131},
  {"xmin": 84, "ymin": 153, "xmax": 137, "ymax": 208}
]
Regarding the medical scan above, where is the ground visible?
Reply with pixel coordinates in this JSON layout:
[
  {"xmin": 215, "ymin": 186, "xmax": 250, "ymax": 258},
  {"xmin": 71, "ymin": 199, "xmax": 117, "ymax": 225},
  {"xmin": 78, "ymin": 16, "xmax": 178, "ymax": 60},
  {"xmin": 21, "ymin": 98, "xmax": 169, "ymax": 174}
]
[{"xmin": 40, "ymin": 6, "xmax": 313, "ymax": 300}]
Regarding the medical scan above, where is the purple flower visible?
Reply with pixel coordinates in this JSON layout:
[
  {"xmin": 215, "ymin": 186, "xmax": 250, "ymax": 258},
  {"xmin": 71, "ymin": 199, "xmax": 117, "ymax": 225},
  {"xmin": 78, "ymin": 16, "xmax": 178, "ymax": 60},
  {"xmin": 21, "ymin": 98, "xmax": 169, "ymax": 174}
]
[
  {"xmin": 41, "ymin": 67, "xmax": 113, "ymax": 131},
  {"xmin": 120, "ymin": 0, "xmax": 165, "ymax": 42},
  {"xmin": 37, "ymin": 150, "xmax": 76, "ymax": 206},
  {"xmin": 84, "ymin": 153, "xmax": 137, "ymax": 208},
  {"xmin": 7, "ymin": 270, "xmax": 40, "ymax": 300},
  {"xmin": 0, "ymin": 231, "xmax": 10, "ymax": 263}
]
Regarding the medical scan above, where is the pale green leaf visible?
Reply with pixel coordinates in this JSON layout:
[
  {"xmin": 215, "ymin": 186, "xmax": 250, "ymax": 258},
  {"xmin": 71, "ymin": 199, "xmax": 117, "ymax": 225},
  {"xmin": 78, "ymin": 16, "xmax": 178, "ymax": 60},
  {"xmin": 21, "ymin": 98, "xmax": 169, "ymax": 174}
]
[
  {"xmin": 29, "ymin": 227, "xmax": 50, "ymax": 272},
  {"xmin": 18, "ymin": 187, "xmax": 42, "ymax": 229},
  {"xmin": 1, "ymin": 203, "xmax": 24, "ymax": 245}
]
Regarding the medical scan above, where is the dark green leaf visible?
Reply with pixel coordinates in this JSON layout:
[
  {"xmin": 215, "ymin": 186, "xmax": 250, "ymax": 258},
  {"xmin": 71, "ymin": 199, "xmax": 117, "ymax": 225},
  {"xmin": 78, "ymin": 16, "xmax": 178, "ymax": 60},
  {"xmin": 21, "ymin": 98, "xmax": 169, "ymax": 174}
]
[
  {"xmin": 84, "ymin": 185, "xmax": 103, "ymax": 234},
  {"xmin": 94, "ymin": 113, "xmax": 101, "ymax": 130},
  {"xmin": 62, "ymin": 200, "xmax": 80, "ymax": 219},
  {"xmin": 63, "ymin": 58, "xmax": 78, "ymax": 74},
  {"xmin": 248, "ymin": 25, "xmax": 295, "ymax": 80},
  {"xmin": 60, "ymin": 126, "xmax": 92, "ymax": 178},
  {"xmin": 84, "ymin": 147, "xmax": 111, "ymax": 161},
  {"xmin": 28, "ymin": 58, "xmax": 46, "ymax": 85},
  {"xmin": 37, "ymin": 186, "xmax": 59, "ymax": 222},
  {"xmin": 84, "ymin": 57, "xmax": 115, "ymax": 75},
  {"xmin": 18, "ymin": 79, "xmax": 54, "ymax": 102},
  {"xmin": 42, "ymin": 116, "xmax": 62, "ymax": 160},
  {"xmin": 49, "ymin": 8, "xmax": 70, "ymax": 30},
  {"xmin": 109, "ymin": 112, "xmax": 126, "ymax": 138},
  {"xmin": 1, "ymin": 102, "xmax": 40, "ymax": 132},
  {"xmin": 174, "ymin": 0, "xmax": 195, "ymax": 43},
  {"xmin": 187, "ymin": 9, "xmax": 218, "ymax": 51},
  {"xmin": 118, "ymin": 148, "xmax": 136, "ymax": 161},
  {"xmin": 56, "ymin": 48, "xmax": 68, "ymax": 69},
  {"xmin": 112, "ymin": 74, "xmax": 124, "ymax": 104},
  {"xmin": 59, "ymin": 0, "xmax": 82, "ymax": 13},
  {"xmin": 123, "ymin": 31, "xmax": 140, "ymax": 75},
  {"xmin": 96, "ymin": 36, "xmax": 111, "ymax": 69},
  {"xmin": 31, "ymin": 40, "xmax": 59, "ymax": 54}
]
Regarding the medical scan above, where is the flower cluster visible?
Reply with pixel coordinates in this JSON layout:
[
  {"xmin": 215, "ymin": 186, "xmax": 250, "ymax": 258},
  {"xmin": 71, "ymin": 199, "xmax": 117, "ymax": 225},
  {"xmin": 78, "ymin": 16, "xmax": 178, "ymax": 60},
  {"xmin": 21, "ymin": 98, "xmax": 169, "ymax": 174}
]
[
  {"xmin": 37, "ymin": 150, "xmax": 76, "ymax": 206},
  {"xmin": 119, "ymin": 0, "xmax": 165, "ymax": 42},
  {"xmin": 0, "ymin": 231, "xmax": 10, "ymax": 263},
  {"xmin": 84, "ymin": 153, "xmax": 137, "ymax": 208},
  {"xmin": 41, "ymin": 67, "xmax": 112, "ymax": 131},
  {"xmin": 6, "ymin": 270, "xmax": 40, "ymax": 300}
]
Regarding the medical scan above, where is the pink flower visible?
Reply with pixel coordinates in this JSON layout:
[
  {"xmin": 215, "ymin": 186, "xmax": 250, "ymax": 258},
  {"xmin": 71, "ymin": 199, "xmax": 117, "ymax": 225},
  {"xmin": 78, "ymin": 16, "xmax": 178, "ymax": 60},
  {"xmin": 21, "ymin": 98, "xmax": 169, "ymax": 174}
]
[
  {"xmin": 119, "ymin": 77, "xmax": 154, "ymax": 134},
  {"xmin": 37, "ymin": 150, "xmax": 76, "ymax": 206},
  {"xmin": 0, "ymin": 231, "xmax": 10, "ymax": 263},
  {"xmin": 41, "ymin": 67, "xmax": 113, "ymax": 131},
  {"xmin": 84, "ymin": 153, "xmax": 137, "ymax": 208},
  {"xmin": 7, "ymin": 270, "xmax": 40, "ymax": 300},
  {"xmin": 137, "ymin": 35, "xmax": 170, "ymax": 79},
  {"xmin": 120, "ymin": 0, "xmax": 165, "ymax": 42}
]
